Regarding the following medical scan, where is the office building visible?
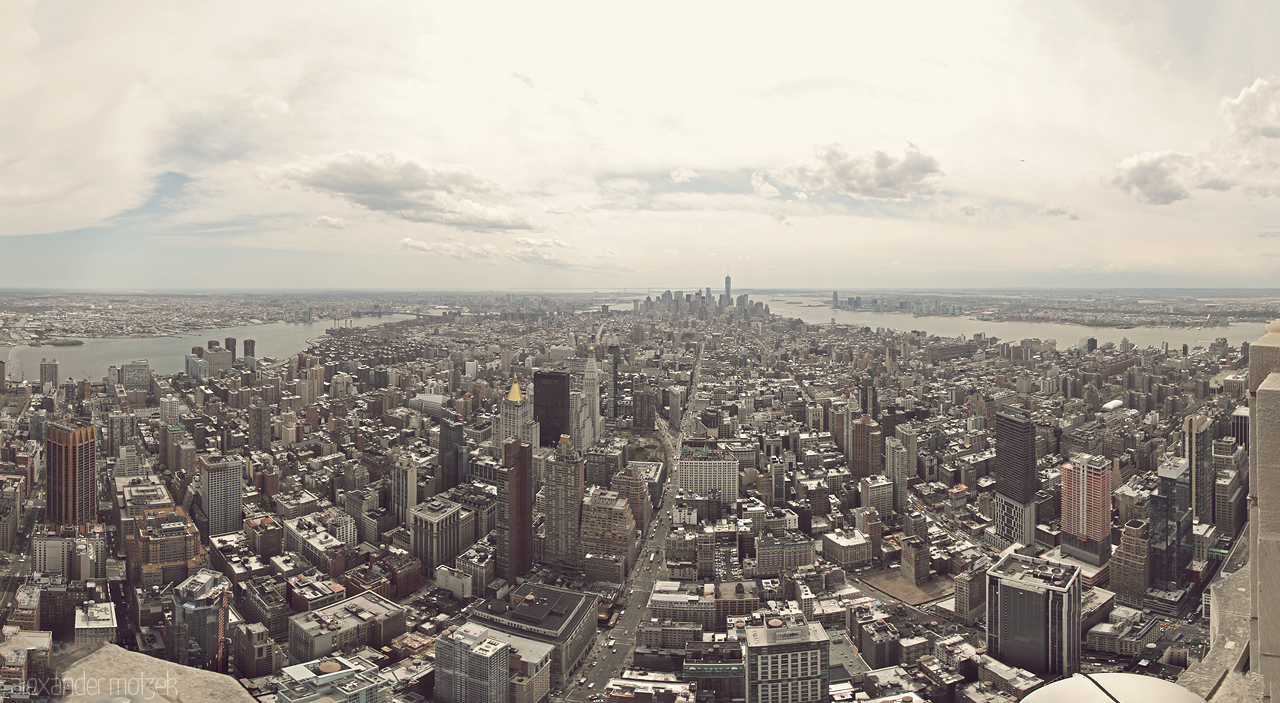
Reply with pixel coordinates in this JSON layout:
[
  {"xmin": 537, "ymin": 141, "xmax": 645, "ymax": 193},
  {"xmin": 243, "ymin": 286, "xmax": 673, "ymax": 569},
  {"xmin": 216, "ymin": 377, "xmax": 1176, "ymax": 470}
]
[
  {"xmin": 744, "ymin": 612, "xmax": 830, "ymax": 703},
  {"xmin": 286, "ymin": 592, "xmax": 407, "ymax": 664},
  {"xmin": 987, "ymin": 552, "xmax": 1081, "ymax": 678},
  {"xmin": 1149, "ymin": 456, "xmax": 1192, "ymax": 592},
  {"xmin": 47, "ymin": 418, "xmax": 98, "ymax": 528},
  {"xmin": 160, "ymin": 394, "xmax": 182, "ymax": 425},
  {"xmin": 901, "ymin": 535, "xmax": 930, "ymax": 585},
  {"xmin": 579, "ymin": 486, "xmax": 637, "ymax": 573},
  {"xmin": 248, "ymin": 398, "xmax": 272, "ymax": 450},
  {"xmin": 1249, "ymin": 324, "xmax": 1280, "ymax": 699},
  {"xmin": 466, "ymin": 583, "xmax": 599, "ymax": 687},
  {"xmin": 498, "ymin": 379, "xmax": 537, "ymax": 448},
  {"xmin": 170, "ymin": 569, "xmax": 233, "ymax": 672},
  {"xmin": 543, "ymin": 434, "xmax": 584, "ymax": 569},
  {"xmin": 848, "ymin": 415, "xmax": 883, "ymax": 481},
  {"xmin": 886, "ymin": 436, "xmax": 911, "ymax": 514},
  {"xmin": 534, "ymin": 370, "xmax": 571, "ymax": 446},
  {"xmin": 410, "ymin": 497, "xmax": 464, "ymax": 573},
  {"xmin": 725, "ymin": 275, "xmax": 731, "ymax": 304},
  {"xmin": 199, "ymin": 454, "xmax": 245, "ymax": 538},
  {"xmin": 40, "ymin": 358, "xmax": 58, "ymax": 388},
  {"xmin": 1060, "ymin": 453, "xmax": 1112, "ymax": 566},
  {"xmin": 1184, "ymin": 415, "xmax": 1214, "ymax": 526},
  {"xmin": 992, "ymin": 407, "xmax": 1039, "ymax": 548},
  {"xmin": 390, "ymin": 450, "xmax": 429, "ymax": 524},
  {"xmin": 677, "ymin": 449, "xmax": 739, "ymax": 506},
  {"xmin": 125, "ymin": 506, "xmax": 208, "ymax": 586},
  {"xmin": 120, "ymin": 359, "xmax": 151, "ymax": 391},
  {"xmin": 439, "ymin": 410, "xmax": 465, "ymax": 491},
  {"xmin": 1111, "ymin": 519, "xmax": 1149, "ymax": 609},
  {"xmin": 243, "ymin": 339, "xmax": 256, "ymax": 358},
  {"xmin": 497, "ymin": 438, "xmax": 533, "ymax": 581},
  {"xmin": 277, "ymin": 655, "xmax": 383, "ymax": 703},
  {"xmin": 435, "ymin": 622, "xmax": 512, "ymax": 703}
]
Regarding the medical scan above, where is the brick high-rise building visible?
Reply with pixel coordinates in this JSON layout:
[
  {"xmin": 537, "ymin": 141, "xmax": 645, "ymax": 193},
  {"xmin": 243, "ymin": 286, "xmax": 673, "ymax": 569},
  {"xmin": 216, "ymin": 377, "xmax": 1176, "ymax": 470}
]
[
  {"xmin": 47, "ymin": 418, "xmax": 97, "ymax": 528},
  {"xmin": 1060, "ymin": 453, "xmax": 1112, "ymax": 566},
  {"xmin": 848, "ymin": 415, "xmax": 883, "ymax": 481},
  {"xmin": 497, "ymin": 438, "xmax": 533, "ymax": 581}
]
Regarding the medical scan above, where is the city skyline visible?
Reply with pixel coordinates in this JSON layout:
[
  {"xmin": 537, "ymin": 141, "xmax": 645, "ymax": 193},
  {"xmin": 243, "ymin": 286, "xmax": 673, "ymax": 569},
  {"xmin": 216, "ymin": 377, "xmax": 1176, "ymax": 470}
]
[{"xmin": 8, "ymin": 3, "xmax": 1280, "ymax": 289}]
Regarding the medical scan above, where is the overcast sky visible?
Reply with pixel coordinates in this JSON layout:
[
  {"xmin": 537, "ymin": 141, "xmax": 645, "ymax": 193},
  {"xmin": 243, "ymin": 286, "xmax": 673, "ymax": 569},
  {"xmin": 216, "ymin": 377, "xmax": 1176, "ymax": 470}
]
[{"xmin": 6, "ymin": 1, "xmax": 1280, "ymax": 291}]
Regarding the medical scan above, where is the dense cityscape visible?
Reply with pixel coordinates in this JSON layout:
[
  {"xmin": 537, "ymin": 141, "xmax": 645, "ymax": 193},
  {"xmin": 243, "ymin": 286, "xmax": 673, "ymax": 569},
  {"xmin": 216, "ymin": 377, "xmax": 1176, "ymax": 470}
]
[{"xmin": 0, "ymin": 284, "xmax": 1274, "ymax": 703}]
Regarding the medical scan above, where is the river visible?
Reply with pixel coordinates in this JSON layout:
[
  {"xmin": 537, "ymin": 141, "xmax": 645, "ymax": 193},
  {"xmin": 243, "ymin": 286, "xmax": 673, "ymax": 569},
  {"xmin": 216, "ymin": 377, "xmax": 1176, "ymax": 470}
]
[
  {"xmin": 4, "ymin": 315, "xmax": 415, "ymax": 384},
  {"xmin": 776, "ymin": 300, "xmax": 1269, "ymax": 350}
]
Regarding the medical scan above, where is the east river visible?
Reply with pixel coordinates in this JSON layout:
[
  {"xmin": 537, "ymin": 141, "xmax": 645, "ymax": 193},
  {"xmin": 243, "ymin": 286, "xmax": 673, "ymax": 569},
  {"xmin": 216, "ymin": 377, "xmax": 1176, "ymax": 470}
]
[{"xmin": 4, "ymin": 315, "xmax": 414, "ymax": 384}]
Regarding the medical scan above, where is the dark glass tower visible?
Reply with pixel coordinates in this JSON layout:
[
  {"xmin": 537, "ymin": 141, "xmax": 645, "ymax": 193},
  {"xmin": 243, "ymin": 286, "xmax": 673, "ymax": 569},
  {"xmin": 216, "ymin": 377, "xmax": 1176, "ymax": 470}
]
[
  {"xmin": 534, "ymin": 370, "xmax": 571, "ymax": 446},
  {"xmin": 439, "ymin": 409, "xmax": 464, "ymax": 491},
  {"xmin": 994, "ymin": 407, "xmax": 1039, "ymax": 503},
  {"xmin": 1149, "ymin": 456, "xmax": 1192, "ymax": 591}
]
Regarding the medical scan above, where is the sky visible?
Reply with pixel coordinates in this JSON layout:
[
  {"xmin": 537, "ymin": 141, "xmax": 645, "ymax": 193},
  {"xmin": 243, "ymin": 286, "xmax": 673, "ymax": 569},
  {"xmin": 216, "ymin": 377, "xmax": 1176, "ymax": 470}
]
[{"xmin": 6, "ymin": 1, "xmax": 1280, "ymax": 291}]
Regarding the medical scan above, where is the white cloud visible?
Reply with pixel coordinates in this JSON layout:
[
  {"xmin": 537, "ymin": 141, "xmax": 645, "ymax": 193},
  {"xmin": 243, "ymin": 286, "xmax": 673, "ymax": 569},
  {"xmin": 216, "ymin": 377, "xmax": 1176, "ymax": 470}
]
[
  {"xmin": 670, "ymin": 167, "xmax": 698, "ymax": 183},
  {"xmin": 514, "ymin": 236, "xmax": 576, "ymax": 248},
  {"xmin": 751, "ymin": 171, "xmax": 779, "ymax": 198},
  {"xmin": 959, "ymin": 204, "xmax": 982, "ymax": 216},
  {"xmin": 770, "ymin": 143, "xmax": 942, "ymax": 200},
  {"xmin": 1042, "ymin": 205, "xmax": 1080, "ymax": 220},
  {"xmin": 512, "ymin": 72, "xmax": 535, "ymax": 89},
  {"xmin": 310, "ymin": 215, "xmax": 345, "ymax": 229},
  {"xmin": 580, "ymin": 91, "xmax": 598, "ymax": 107},
  {"xmin": 401, "ymin": 237, "xmax": 501, "ymax": 261},
  {"xmin": 1108, "ymin": 151, "xmax": 1198, "ymax": 205},
  {"xmin": 272, "ymin": 151, "xmax": 533, "ymax": 231}
]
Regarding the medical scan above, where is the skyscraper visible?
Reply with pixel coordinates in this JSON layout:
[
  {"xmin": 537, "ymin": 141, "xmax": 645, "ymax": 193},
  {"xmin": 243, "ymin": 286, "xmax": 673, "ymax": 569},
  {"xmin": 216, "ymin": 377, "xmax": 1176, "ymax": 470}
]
[
  {"xmin": 243, "ymin": 339, "xmax": 256, "ymax": 358},
  {"xmin": 498, "ymin": 378, "xmax": 537, "ymax": 447},
  {"xmin": 247, "ymin": 397, "xmax": 272, "ymax": 450},
  {"xmin": 579, "ymin": 486, "xmax": 637, "ymax": 572},
  {"xmin": 534, "ymin": 370, "xmax": 571, "ymax": 446},
  {"xmin": 544, "ymin": 435, "xmax": 584, "ymax": 568},
  {"xmin": 40, "ymin": 358, "xmax": 59, "ymax": 389},
  {"xmin": 497, "ymin": 438, "xmax": 533, "ymax": 581},
  {"xmin": 1185, "ymin": 414, "xmax": 1214, "ymax": 525},
  {"xmin": 439, "ymin": 410, "xmax": 465, "ymax": 491},
  {"xmin": 848, "ymin": 415, "xmax": 883, "ymax": 481},
  {"xmin": 744, "ymin": 611, "xmax": 830, "ymax": 703},
  {"xmin": 1149, "ymin": 455, "xmax": 1192, "ymax": 592},
  {"xmin": 199, "ymin": 454, "xmax": 245, "ymax": 538},
  {"xmin": 1111, "ymin": 519, "xmax": 1150, "ymax": 609},
  {"xmin": 992, "ymin": 407, "xmax": 1039, "ymax": 548},
  {"xmin": 1060, "ymin": 453, "xmax": 1112, "ymax": 566},
  {"xmin": 170, "ymin": 568, "xmax": 233, "ymax": 672},
  {"xmin": 47, "ymin": 418, "xmax": 97, "ymax": 528},
  {"xmin": 1248, "ymin": 323, "xmax": 1280, "ymax": 700},
  {"xmin": 986, "ymin": 552, "xmax": 1081, "ymax": 678},
  {"xmin": 435, "ymin": 622, "xmax": 511, "ymax": 703},
  {"xmin": 725, "ymin": 274, "xmax": 731, "ymax": 304}
]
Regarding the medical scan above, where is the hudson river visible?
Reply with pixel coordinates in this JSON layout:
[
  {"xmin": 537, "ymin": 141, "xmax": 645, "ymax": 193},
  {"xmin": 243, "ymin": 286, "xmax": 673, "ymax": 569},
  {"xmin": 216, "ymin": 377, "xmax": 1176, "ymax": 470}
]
[
  {"xmin": 778, "ymin": 303, "xmax": 1269, "ymax": 351},
  {"xmin": 4, "ymin": 315, "xmax": 414, "ymax": 384}
]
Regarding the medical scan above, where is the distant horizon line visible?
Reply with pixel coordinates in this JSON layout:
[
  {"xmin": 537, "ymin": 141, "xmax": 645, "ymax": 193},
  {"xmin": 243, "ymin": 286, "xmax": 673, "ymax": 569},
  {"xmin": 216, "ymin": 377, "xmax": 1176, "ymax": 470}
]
[{"xmin": 3, "ymin": 286, "xmax": 1280, "ymax": 296}]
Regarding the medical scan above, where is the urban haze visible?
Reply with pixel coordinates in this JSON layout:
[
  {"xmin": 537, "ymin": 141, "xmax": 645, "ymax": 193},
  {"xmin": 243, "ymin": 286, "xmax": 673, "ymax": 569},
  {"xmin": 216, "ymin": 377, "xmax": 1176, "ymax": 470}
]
[{"xmin": 4, "ymin": 4, "xmax": 1280, "ymax": 703}]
